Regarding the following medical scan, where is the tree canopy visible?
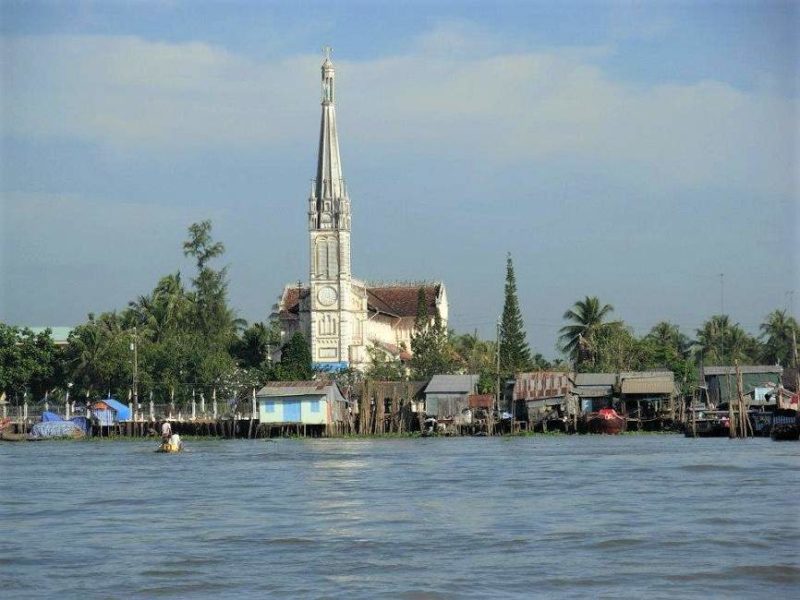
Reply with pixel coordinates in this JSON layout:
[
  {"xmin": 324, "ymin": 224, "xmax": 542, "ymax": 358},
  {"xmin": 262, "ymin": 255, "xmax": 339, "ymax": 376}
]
[{"xmin": 499, "ymin": 253, "xmax": 531, "ymax": 375}]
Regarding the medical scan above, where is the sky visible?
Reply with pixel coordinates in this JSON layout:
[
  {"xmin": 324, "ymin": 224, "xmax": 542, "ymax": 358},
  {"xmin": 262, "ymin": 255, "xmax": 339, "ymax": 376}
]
[{"xmin": 1, "ymin": 0, "xmax": 798, "ymax": 358}]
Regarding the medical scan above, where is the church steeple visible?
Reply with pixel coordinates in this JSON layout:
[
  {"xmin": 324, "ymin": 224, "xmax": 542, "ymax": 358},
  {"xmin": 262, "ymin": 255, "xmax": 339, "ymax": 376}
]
[
  {"xmin": 307, "ymin": 47, "xmax": 354, "ymax": 368},
  {"xmin": 310, "ymin": 46, "xmax": 350, "ymax": 230}
]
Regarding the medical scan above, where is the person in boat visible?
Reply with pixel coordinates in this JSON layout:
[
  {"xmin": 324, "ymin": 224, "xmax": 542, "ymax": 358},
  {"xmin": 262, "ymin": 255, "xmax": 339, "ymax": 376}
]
[
  {"xmin": 161, "ymin": 420, "xmax": 172, "ymax": 442},
  {"xmin": 169, "ymin": 433, "xmax": 183, "ymax": 451}
]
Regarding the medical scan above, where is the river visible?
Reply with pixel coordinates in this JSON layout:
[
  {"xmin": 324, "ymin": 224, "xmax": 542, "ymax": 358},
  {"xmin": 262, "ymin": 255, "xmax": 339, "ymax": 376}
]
[{"xmin": 1, "ymin": 435, "xmax": 798, "ymax": 598}]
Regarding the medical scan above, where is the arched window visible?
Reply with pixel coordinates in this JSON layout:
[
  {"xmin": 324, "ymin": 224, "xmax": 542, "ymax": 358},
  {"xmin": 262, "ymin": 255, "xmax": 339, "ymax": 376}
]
[
  {"xmin": 327, "ymin": 239, "xmax": 338, "ymax": 276},
  {"xmin": 316, "ymin": 239, "xmax": 329, "ymax": 277}
]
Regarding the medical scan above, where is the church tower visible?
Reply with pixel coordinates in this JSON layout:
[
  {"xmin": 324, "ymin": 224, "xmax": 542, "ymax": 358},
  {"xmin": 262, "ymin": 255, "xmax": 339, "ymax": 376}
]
[{"xmin": 308, "ymin": 48, "xmax": 353, "ymax": 368}]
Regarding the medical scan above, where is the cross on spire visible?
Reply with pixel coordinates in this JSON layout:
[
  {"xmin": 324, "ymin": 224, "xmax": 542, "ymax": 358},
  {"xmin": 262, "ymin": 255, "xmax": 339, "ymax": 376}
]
[{"xmin": 323, "ymin": 45, "xmax": 332, "ymax": 61}]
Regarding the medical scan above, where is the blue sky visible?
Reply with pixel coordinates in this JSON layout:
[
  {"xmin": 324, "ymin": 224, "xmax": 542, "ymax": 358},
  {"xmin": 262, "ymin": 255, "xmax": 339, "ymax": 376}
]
[{"xmin": 1, "ymin": 0, "xmax": 797, "ymax": 357}]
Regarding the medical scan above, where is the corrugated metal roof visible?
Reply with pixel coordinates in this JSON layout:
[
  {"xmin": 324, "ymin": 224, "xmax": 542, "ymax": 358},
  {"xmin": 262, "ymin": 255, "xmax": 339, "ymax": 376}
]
[
  {"xmin": 425, "ymin": 374, "xmax": 478, "ymax": 394},
  {"xmin": 621, "ymin": 376, "xmax": 675, "ymax": 395},
  {"xmin": 619, "ymin": 370, "xmax": 674, "ymax": 379},
  {"xmin": 703, "ymin": 365, "xmax": 783, "ymax": 376},
  {"xmin": 574, "ymin": 373, "xmax": 617, "ymax": 386},
  {"xmin": 256, "ymin": 381, "xmax": 331, "ymax": 397},
  {"xmin": 573, "ymin": 385, "xmax": 613, "ymax": 398}
]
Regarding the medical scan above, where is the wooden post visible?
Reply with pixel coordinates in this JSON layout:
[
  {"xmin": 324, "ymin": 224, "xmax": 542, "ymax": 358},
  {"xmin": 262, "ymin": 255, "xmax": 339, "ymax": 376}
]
[
  {"xmin": 735, "ymin": 362, "xmax": 751, "ymax": 438},
  {"xmin": 728, "ymin": 368, "xmax": 736, "ymax": 438}
]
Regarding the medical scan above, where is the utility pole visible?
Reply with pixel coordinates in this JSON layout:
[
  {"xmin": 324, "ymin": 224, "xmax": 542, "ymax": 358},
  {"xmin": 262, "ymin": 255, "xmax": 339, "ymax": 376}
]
[
  {"xmin": 719, "ymin": 273, "xmax": 726, "ymax": 367},
  {"xmin": 132, "ymin": 326, "xmax": 138, "ymax": 409},
  {"xmin": 793, "ymin": 328, "xmax": 799, "ymax": 396},
  {"xmin": 495, "ymin": 317, "xmax": 501, "ymax": 416}
]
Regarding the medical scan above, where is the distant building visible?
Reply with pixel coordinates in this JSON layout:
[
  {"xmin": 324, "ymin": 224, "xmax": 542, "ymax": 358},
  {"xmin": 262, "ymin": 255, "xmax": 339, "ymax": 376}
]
[
  {"xmin": 618, "ymin": 371, "xmax": 678, "ymax": 417},
  {"xmin": 701, "ymin": 365, "xmax": 783, "ymax": 406},
  {"xmin": 255, "ymin": 381, "xmax": 349, "ymax": 432},
  {"xmin": 272, "ymin": 51, "xmax": 447, "ymax": 371},
  {"xmin": 423, "ymin": 374, "xmax": 478, "ymax": 419},
  {"xmin": 514, "ymin": 371, "xmax": 573, "ymax": 420},
  {"xmin": 572, "ymin": 373, "xmax": 616, "ymax": 412},
  {"xmin": 24, "ymin": 327, "xmax": 73, "ymax": 347}
]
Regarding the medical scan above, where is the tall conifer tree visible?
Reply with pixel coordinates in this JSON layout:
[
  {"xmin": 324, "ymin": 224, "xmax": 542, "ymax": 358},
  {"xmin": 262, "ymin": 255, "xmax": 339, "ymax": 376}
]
[{"xmin": 499, "ymin": 253, "xmax": 531, "ymax": 374}]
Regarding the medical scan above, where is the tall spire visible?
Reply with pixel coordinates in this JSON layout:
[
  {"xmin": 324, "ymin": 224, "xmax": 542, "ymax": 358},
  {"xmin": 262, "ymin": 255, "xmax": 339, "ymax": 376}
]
[{"xmin": 315, "ymin": 46, "xmax": 345, "ymax": 204}]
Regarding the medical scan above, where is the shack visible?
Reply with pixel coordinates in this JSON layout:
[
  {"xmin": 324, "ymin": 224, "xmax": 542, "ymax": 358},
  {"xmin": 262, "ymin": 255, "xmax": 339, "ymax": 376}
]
[
  {"xmin": 91, "ymin": 398, "xmax": 131, "ymax": 426},
  {"xmin": 514, "ymin": 371, "xmax": 573, "ymax": 424},
  {"xmin": 572, "ymin": 373, "xmax": 616, "ymax": 412},
  {"xmin": 256, "ymin": 381, "xmax": 348, "ymax": 434},
  {"xmin": 618, "ymin": 371, "xmax": 677, "ymax": 420},
  {"xmin": 702, "ymin": 365, "xmax": 783, "ymax": 407},
  {"xmin": 423, "ymin": 375, "xmax": 478, "ymax": 420}
]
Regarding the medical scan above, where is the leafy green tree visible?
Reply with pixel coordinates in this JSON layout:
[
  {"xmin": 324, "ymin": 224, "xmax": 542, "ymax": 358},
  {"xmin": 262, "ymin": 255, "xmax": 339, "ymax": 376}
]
[
  {"xmin": 499, "ymin": 253, "xmax": 531, "ymax": 375},
  {"xmin": 233, "ymin": 321, "xmax": 280, "ymax": 372},
  {"xmin": 410, "ymin": 287, "xmax": 452, "ymax": 379},
  {"xmin": 183, "ymin": 220, "xmax": 238, "ymax": 339},
  {"xmin": 694, "ymin": 315, "xmax": 760, "ymax": 365},
  {"xmin": 365, "ymin": 344, "xmax": 407, "ymax": 381},
  {"xmin": 641, "ymin": 321, "xmax": 695, "ymax": 392},
  {"xmin": 449, "ymin": 332, "xmax": 495, "ymax": 372},
  {"xmin": 0, "ymin": 325, "xmax": 63, "ymax": 401},
  {"xmin": 64, "ymin": 313, "xmax": 132, "ymax": 399},
  {"xmin": 759, "ymin": 309, "xmax": 799, "ymax": 366},
  {"xmin": 275, "ymin": 332, "xmax": 313, "ymax": 380},
  {"xmin": 180, "ymin": 221, "xmax": 238, "ymax": 388},
  {"xmin": 559, "ymin": 296, "xmax": 614, "ymax": 367},
  {"xmin": 589, "ymin": 321, "xmax": 645, "ymax": 372}
]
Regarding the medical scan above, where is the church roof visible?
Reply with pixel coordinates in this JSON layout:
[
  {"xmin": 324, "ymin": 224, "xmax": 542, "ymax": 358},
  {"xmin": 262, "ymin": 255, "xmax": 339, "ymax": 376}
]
[
  {"xmin": 276, "ymin": 283, "xmax": 442, "ymax": 320},
  {"xmin": 366, "ymin": 284, "xmax": 441, "ymax": 318},
  {"xmin": 278, "ymin": 287, "xmax": 309, "ymax": 321}
]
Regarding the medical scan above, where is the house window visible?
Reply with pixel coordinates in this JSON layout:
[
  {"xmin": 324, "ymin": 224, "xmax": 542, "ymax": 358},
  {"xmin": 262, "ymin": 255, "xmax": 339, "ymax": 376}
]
[
  {"xmin": 264, "ymin": 401, "xmax": 276, "ymax": 413},
  {"xmin": 310, "ymin": 400, "xmax": 321, "ymax": 413}
]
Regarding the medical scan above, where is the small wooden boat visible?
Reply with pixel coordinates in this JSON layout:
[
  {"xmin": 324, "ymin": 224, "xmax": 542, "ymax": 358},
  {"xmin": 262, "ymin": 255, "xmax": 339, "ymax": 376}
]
[
  {"xmin": 583, "ymin": 408, "xmax": 626, "ymax": 434},
  {"xmin": 770, "ymin": 409, "xmax": 799, "ymax": 441},
  {"xmin": 684, "ymin": 417, "xmax": 730, "ymax": 438},
  {"xmin": 0, "ymin": 429, "xmax": 31, "ymax": 442},
  {"xmin": 155, "ymin": 439, "xmax": 184, "ymax": 453}
]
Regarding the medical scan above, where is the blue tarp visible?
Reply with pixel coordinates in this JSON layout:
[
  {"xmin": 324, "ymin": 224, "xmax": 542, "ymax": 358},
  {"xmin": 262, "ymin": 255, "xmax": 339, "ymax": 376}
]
[
  {"xmin": 69, "ymin": 416, "xmax": 90, "ymax": 433},
  {"xmin": 30, "ymin": 421, "xmax": 84, "ymax": 438},
  {"xmin": 92, "ymin": 398, "xmax": 131, "ymax": 425},
  {"xmin": 42, "ymin": 411, "xmax": 63, "ymax": 422}
]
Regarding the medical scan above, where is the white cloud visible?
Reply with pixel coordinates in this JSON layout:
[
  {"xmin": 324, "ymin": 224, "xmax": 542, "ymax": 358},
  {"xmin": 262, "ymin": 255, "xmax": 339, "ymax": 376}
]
[{"xmin": 1, "ymin": 30, "xmax": 796, "ymax": 195}]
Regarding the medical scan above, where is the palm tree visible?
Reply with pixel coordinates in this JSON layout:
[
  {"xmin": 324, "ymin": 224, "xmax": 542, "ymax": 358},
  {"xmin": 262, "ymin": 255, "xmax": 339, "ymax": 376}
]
[
  {"xmin": 694, "ymin": 315, "xmax": 731, "ymax": 365},
  {"xmin": 128, "ymin": 273, "xmax": 189, "ymax": 343},
  {"xmin": 559, "ymin": 296, "xmax": 614, "ymax": 365},
  {"xmin": 760, "ymin": 309, "xmax": 799, "ymax": 366},
  {"xmin": 645, "ymin": 322, "xmax": 691, "ymax": 360},
  {"xmin": 694, "ymin": 315, "xmax": 760, "ymax": 365}
]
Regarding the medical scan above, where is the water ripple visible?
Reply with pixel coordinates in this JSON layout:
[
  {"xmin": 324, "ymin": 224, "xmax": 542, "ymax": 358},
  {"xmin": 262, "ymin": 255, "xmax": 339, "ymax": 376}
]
[{"xmin": 2, "ymin": 436, "xmax": 798, "ymax": 599}]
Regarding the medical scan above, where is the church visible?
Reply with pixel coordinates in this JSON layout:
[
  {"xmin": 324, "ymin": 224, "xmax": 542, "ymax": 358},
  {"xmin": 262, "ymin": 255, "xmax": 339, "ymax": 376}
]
[{"xmin": 272, "ymin": 51, "xmax": 448, "ymax": 370}]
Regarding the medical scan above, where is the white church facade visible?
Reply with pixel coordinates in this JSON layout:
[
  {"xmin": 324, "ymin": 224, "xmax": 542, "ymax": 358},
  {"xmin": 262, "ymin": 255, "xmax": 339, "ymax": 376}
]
[{"xmin": 272, "ymin": 51, "xmax": 448, "ymax": 370}]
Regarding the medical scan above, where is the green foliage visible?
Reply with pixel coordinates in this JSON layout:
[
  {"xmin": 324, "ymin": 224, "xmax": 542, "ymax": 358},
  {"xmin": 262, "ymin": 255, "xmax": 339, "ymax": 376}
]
[
  {"xmin": 64, "ymin": 313, "xmax": 132, "ymax": 399},
  {"xmin": 694, "ymin": 314, "xmax": 761, "ymax": 365},
  {"xmin": 410, "ymin": 287, "xmax": 453, "ymax": 379},
  {"xmin": 759, "ymin": 309, "xmax": 798, "ymax": 367},
  {"xmin": 365, "ymin": 344, "xmax": 407, "ymax": 381},
  {"xmin": 559, "ymin": 296, "xmax": 614, "ymax": 368},
  {"xmin": 273, "ymin": 332, "xmax": 313, "ymax": 381},
  {"xmin": 499, "ymin": 254, "xmax": 531, "ymax": 375},
  {"xmin": 233, "ymin": 321, "xmax": 280, "ymax": 374},
  {"xmin": 0, "ymin": 324, "xmax": 63, "ymax": 401}
]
